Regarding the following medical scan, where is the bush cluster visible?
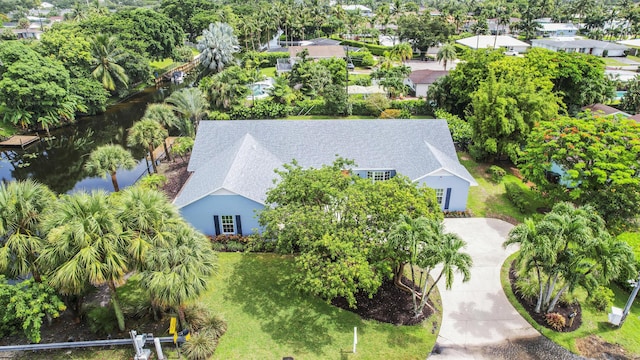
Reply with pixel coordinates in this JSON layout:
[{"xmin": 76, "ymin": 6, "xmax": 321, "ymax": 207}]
[
  {"xmin": 587, "ymin": 286, "xmax": 614, "ymax": 312},
  {"xmin": 505, "ymin": 182, "xmax": 529, "ymax": 212},
  {"xmin": 487, "ymin": 165, "xmax": 506, "ymax": 183},
  {"xmin": 182, "ymin": 303, "xmax": 228, "ymax": 360},
  {"xmin": 390, "ymin": 99, "xmax": 430, "ymax": 115},
  {"xmin": 545, "ymin": 312, "xmax": 566, "ymax": 331},
  {"xmin": 336, "ymin": 38, "xmax": 391, "ymax": 56},
  {"xmin": 241, "ymin": 51, "xmax": 290, "ymax": 67},
  {"xmin": 443, "ymin": 210, "xmax": 473, "ymax": 218},
  {"xmin": 230, "ymin": 102, "xmax": 291, "ymax": 119}
]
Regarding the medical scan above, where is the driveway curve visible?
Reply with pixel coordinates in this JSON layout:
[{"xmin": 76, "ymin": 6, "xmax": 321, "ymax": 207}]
[{"xmin": 429, "ymin": 218, "xmax": 584, "ymax": 360}]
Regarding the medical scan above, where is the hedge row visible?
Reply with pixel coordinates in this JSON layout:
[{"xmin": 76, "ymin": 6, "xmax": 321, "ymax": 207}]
[
  {"xmin": 241, "ymin": 51, "xmax": 290, "ymax": 67},
  {"xmin": 336, "ymin": 38, "xmax": 392, "ymax": 56}
]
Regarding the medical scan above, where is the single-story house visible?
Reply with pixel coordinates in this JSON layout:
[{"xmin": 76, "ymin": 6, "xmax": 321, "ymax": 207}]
[
  {"xmin": 581, "ymin": 103, "xmax": 630, "ymax": 117},
  {"xmin": 405, "ymin": 70, "xmax": 449, "ymax": 97},
  {"xmin": 455, "ymin": 35, "xmax": 530, "ymax": 53},
  {"xmin": 174, "ymin": 119, "xmax": 478, "ymax": 236},
  {"xmin": 531, "ymin": 39, "xmax": 628, "ymax": 57},
  {"xmin": 341, "ymin": 4, "xmax": 372, "ymax": 16},
  {"xmin": 276, "ymin": 45, "xmax": 347, "ymax": 73},
  {"xmin": 537, "ymin": 22, "xmax": 579, "ymax": 37}
]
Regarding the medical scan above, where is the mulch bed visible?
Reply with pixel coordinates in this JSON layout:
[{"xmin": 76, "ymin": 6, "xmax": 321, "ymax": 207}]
[
  {"xmin": 159, "ymin": 156, "xmax": 191, "ymax": 200},
  {"xmin": 332, "ymin": 277, "xmax": 434, "ymax": 326},
  {"xmin": 509, "ymin": 260, "xmax": 582, "ymax": 332}
]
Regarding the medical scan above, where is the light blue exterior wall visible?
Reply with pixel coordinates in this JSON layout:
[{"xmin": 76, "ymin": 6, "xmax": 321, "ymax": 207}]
[
  {"xmin": 179, "ymin": 195, "xmax": 264, "ymax": 236},
  {"xmin": 420, "ymin": 175, "xmax": 470, "ymax": 211}
]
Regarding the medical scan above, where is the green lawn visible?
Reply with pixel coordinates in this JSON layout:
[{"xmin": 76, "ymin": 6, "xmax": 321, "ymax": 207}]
[
  {"xmin": 501, "ymin": 252, "xmax": 640, "ymax": 356},
  {"xmin": 260, "ymin": 67, "xmax": 276, "ymax": 78},
  {"xmin": 459, "ymin": 153, "xmax": 547, "ymax": 222},
  {"xmin": 149, "ymin": 58, "xmax": 176, "ymax": 72},
  {"xmin": 602, "ymin": 58, "xmax": 630, "ymax": 67},
  {"xmin": 207, "ymin": 253, "xmax": 437, "ymax": 359},
  {"xmin": 627, "ymin": 55, "xmax": 640, "ymax": 63}
]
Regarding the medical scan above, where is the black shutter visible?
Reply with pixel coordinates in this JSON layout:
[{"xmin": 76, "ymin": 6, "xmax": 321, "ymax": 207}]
[
  {"xmin": 235, "ymin": 215, "xmax": 242, "ymax": 235},
  {"xmin": 213, "ymin": 215, "xmax": 221, "ymax": 235},
  {"xmin": 444, "ymin": 188, "xmax": 451, "ymax": 210}
]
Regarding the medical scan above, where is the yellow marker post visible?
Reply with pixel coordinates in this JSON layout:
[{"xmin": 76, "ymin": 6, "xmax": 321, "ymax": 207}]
[
  {"xmin": 169, "ymin": 317, "xmax": 177, "ymax": 335},
  {"xmin": 173, "ymin": 333, "xmax": 178, "ymax": 344}
]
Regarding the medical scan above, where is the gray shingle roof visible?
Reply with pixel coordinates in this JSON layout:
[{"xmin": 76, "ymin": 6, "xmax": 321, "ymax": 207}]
[
  {"xmin": 175, "ymin": 119, "xmax": 477, "ymax": 208},
  {"xmin": 532, "ymin": 39, "xmax": 628, "ymax": 50}
]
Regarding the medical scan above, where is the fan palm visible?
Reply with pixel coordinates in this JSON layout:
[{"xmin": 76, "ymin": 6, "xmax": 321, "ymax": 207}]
[
  {"xmin": 127, "ymin": 119, "xmax": 168, "ymax": 174},
  {"xmin": 165, "ymin": 88, "xmax": 208, "ymax": 134},
  {"xmin": 0, "ymin": 180, "xmax": 55, "ymax": 283},
  {"xmin": 197, "ymin": 22, "xmax": 239, "ymax": 76},
  {"xmin": 436, "ymin": 44, "xmax": 457, "ymax": 71},
  {"xmin": 40, "ymin": 191, "xmax": 129, "ymax": 331},
  {"xmin": 84, "ymin": 144, "xmax": 137, "ymax": 192},
  {"xmin": 90, "ymin": 34, "xmax": 129, "ymax": 91},
  {"xmin": 143, "ymin": 222, "xmax": 216, "ymax": 328}
]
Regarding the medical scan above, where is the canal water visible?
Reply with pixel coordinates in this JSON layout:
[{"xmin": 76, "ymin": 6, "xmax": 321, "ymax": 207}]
[{"xmin": 0, "ymin": 85, "xmax": 179, "ymax": 194}]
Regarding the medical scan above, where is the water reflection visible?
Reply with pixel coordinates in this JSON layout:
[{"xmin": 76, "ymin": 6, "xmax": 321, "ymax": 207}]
[{"xmin": 0, "ymin": 84, "xmax": 181, "ymax": 194}]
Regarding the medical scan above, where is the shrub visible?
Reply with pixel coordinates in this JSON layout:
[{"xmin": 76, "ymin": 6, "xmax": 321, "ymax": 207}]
[
  {"xmin": 487, "ymin": 165, "xmax": 506, "ymax": 183},
  {"xmin": 545, "ymin": 312, "xmax": 566, "ymax": 331},
  {"xmin": 514, "ymin": 276, "xmax": 538, "ymax": 303},
  {"xmin": 208, "ymin": 111, "xmax": 230, "ymax": 120},
  {"xmin": 225, "ymin": 240, "xmax": 246, "ymax": 252},
  {"xmin": 184, "ymin": 303, "xmax": 213, "ymax": 332},
  {"xmin": 86, "ymin": 306, "xmax": 117, "ymax": 335},
  {"xmin": 241, "ymin": 51, "xmax": 289, "ymax": 67},
  {"xmin": 379, "ymin": 109, "xmax": 402, "ymax": 118},
  {"xmin": 205, "ymin": 314, "xmax": 228, "ymax": 338},
  {"xmin": 336, "ymin": 38, "xmax": 391, "ymax": 56},
  {"xmin": 245, "ymin": 234, "xmax": 277, "ymax": 252},
  {"xmin": 588, "ymin": 286, "xmax": 614, "ymax": 312},
  {"xmin": 390, "ymin": 99, "xmax": 429, "ymax": 115},
  {"xmin": 435, "ymin": 109, "xmax": 472, "ymax": 148},
  {"xmin": 182, "ymin": 329, "xmax": 219, "ymax": 360},
  {"xmin": 229, "ymin": 101, "xmax": 291, "ymax": 119},
  {"xmin": 350, "ymin": 99, "xmax": 377, "ymax": 116},
  {"xmin": 505, "ymin": 182, "xmax": 529, "ymax": 212}
]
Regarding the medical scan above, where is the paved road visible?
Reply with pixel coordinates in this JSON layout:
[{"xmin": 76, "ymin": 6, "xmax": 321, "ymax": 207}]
[{"xmin": 429, "ymin": 218, "xmax": 584, "ymax": 360}]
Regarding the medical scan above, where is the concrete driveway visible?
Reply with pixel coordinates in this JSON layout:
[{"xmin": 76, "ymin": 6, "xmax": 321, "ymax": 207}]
[{"xmin": 428, "ymin": 218, "xmax": 583, "ymax": 360}]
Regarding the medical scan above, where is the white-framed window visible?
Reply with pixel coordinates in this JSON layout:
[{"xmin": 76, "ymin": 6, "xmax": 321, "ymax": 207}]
[
  {"xmin": 435, "ymin": 188, "xmax": 444, "ymax": 205},
  {"xmin": 221, "ymin": 215, "xmax": 235, "ymax": 234},
  {"xmin": 367, "ymin": 171, "xmax": 391, "ymax": 182}
]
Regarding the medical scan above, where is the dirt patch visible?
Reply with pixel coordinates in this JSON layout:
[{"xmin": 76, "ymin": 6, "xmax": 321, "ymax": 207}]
[
  {"xmin": 509, "ymin": 261, "xmax": 583, "ymax": 332},
  {"xmin": 576, "ymin": 335, "xmax": 635, "ymax": 360},
  {"xmin": 157, "ymin": 155, "xmax": 191, "ymax": 201},
  {"xmin": 332, "ymin": 277, "xmax": 434, "ymax": 326}
]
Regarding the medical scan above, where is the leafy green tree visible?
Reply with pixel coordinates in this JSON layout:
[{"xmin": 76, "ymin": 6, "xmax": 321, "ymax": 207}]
[
  {"xmin": 323, "ymin": 84, "xmax": 348, "ymax": 116},
  {"xmin": 436, "ymin": 43, "xmax": 457, "ymax": 71},
  {"xmin": 160, "ymin": 0, "xmax": 217, "ymax": 41},
  {"xmin": 165, "ymin": 88, "xmax": 209, "ymax": 133},
  {"xmin": 391, "ymin": 43, "xmax": 413, "ymax": 64},
  {"xmin": 435, "ymin": 109, "xmax": 472, "ymax": 149},
  {"xmin": 172, "ymin": 137, "xmax": 194, "ymax": 162},
  {"xmin": 69, "ymin": 77, "xmax": 109, "ymax": 115},
  {"xmin": 127, "ymin": 119, "xmax": 169, "ymax": 174},
  {"xmin": 0, "ymin": 180, "xmax": 55, "ymax": 283},
  {"xmin": 259, "ymin": 159, "xmax": 442, "ymax": 307},
  {"xmin": 467, "ymin": 67, "xmax": 561, "ymax": 162},
  {"xmin": 621, "ymin": 76, "xmax": 640, "ymax": 113},
  {"xmin": 197, "ymin": 22, "xmax": 239, "ymax": 76},
  {"xmin": 267, "ymin": 76, "xmax": 296, "ymax": 105},
  {"xmin": 0, "ymin": 276, "xmax": 66, "ymax": 343},
  {"xmin": 84, "ymin": 144, "xmax": 137, "ymax": 192},
  {"xmin": 38, "ymin": 25, "xmax": 92, "ymax": 78},
  {"xmin": 40, "ymin": 191, "xmax": 129, "ymax": 330},
  {"xmin": 519, "ymin": 113, "xmax": 640, "ymax": 228},
  {"xmin": 289, "ymin": 50, "xmax": 332, "ymax": 97},
  {"xmin": 505, "ymin": 202, "xmax": 636, "ymax": 313},
  {"xmin": 397, "ymin": 13, "xmax": 454, "ymax": 52},
  {"xmin": 89, "ymin": 34, "xmax": 129, "ymax": 92},
  {"xmin": 142, "ymin": 103, "xmax": 181, "ymax": 158}
]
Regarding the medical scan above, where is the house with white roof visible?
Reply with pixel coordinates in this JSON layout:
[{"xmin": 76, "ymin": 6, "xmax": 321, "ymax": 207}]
[
  {"xmin": 531, "ymin": 39, "xmax": 628, "ymax": 57},
  {"xmin": 174, "ymin": 119, "xmax": 477, "ymax": 236},
  {"xmin": 537, "ymin": 23, "xmax": 579, "ymax": 37},
  {"xmin": 456, "ymin": 35, "xmax": 530, "ymax": 53},
  {"xmin": 341, "ymin": 5, "xmax": 372, "ymax": 16}
]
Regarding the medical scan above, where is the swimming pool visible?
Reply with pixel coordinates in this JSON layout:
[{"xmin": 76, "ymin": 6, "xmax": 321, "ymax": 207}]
[{"xmin": 616, "ymin": 90, "xmax": 627, "ymax": 100}]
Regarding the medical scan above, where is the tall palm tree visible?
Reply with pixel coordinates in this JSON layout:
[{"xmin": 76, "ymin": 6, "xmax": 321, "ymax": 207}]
[
  {"xmin": 84, "ymin": 144, "xmax": 137, "ymax": 192},
  {"xmin": 142, "ymin": 222, "xmax": 216, "ymax": 328},
  {"xmin": 197, "ymin": 22, "xmax": 240, "ymax": 76},
  {"xmin": 127, "ymin": 119, "xmax": 169, "ymax": 174},
  {"xmin": 90, "ymin": 34, "xmax": 129, "ymax": 92},
  {"xmin": 40, "ymin": 191, "xmax": 129, "ymax": 330},
  {"xmin": 436, "ymin": 44, "xmax": 457, "ymax": 71},
  {"xmin": 0, "ymin": 180, "xmax": 55, "ymax": 283},
  {"xmin": 165, "ymin": 88, "xmax": 208, "ymax": 134}
]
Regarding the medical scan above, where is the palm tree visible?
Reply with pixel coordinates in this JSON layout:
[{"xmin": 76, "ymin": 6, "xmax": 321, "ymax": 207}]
[
  {"xmin": 90, "ymin": 34, "xmax": 129, "ymax": 92},
  {"xmin": 40, "ymin": 191, "xmax": 129, "ymax": 330},
  {"xmin": 127, "ymin": 119, "xmax": 169, "ymax": 174},
  {"xmin": 84, "ymin": 144, "xmax": 137, "ymax": 192},
  {"xmin": 197, "ymin": 22, "xmax": 240, "ymax": 76},
  {"xmin": 391, "ymin": 43, "xmax": 413, "ymax": 64},
  {"xmin": 165, "ymin": 88, "xmax": 208, "ymax": 134},
  {"xmin": 199, "ymin": 67, "xmax": 249, "ymax": 111},
  {"xmin": 142, "ymin": 222, "xmax": 216, "ymax": 328},
  {"xmin": 0, "ymin": 180, "xmax": 55, "ymax": 283},
  {"xmin": 436, "ymin": 44, "xmax": 457, "ymax": 71},
  {"xmin": 142, "ymin": 104, "xmax": 181, "ymax": 160}
]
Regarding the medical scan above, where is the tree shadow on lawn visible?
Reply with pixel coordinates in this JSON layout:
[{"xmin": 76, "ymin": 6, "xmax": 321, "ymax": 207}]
[{"xmin": 224, "ymin": 253, "xmax": 358, "ymax": 355}]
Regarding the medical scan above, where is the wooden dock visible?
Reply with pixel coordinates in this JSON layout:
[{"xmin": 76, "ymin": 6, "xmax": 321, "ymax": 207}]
[
  {"xmin": 148, "ymin": 137, "xmax": 177, "ymax": 161},
  {"xmin": 155, "ymin": 55, "xmax": 201, "ymax": 85},
  {"xmin": 0, "ymin": 135, "xmax": 40, "ymax": 149}
]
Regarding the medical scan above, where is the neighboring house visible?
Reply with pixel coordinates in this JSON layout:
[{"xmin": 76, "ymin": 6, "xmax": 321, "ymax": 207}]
[
  {"xmin": 405, "ymin": 70, "xmax": 449, "ymax": 97},
  {"xmin": 537, "ymin": 22, "xmax": 579, "ymax": 37},
  {"xmin": 341, "ymin": 5, "xmax": 372, "ymax": 16},
  {"xmin": 276, "ymin": 45, "xmax": 347, "ymax": 73},
  {"xmin": 174, "ymin": 119, "xmax": 478, "ymax": 236},
  {"xmin": 488, "ymin": 17, "xmax": 520, "ymax": 35},
  {"xmin": 456, "ymin": 35, "xmax": 530, "ymax": 53},
  {"xmin": 581, "ymin": 104, "xmax": 630, "ymax": 117},
  {"xmin": 531, "ymin": 39, "xmax": 628, "ymax": 57}
]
